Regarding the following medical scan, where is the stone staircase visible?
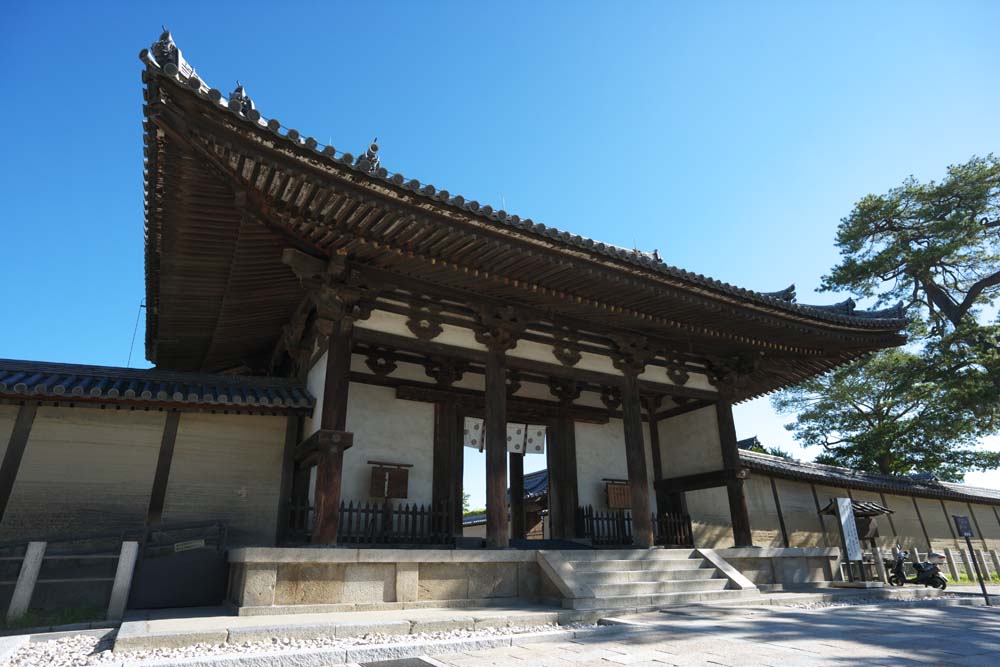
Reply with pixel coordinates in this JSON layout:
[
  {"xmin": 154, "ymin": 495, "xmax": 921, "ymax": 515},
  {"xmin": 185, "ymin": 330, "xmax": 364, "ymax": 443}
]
[{"xmin": 539, "ymin": 548, "xmax": 760, "ymax": 611}]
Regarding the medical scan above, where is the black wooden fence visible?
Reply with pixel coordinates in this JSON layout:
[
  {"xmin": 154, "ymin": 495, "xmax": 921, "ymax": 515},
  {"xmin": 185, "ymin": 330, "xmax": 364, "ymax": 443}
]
[
  {"xmin": 576, "ymin": 506, "xmax": 693, "ymax": 547},
  {"xmin": 288, "ymin": 500, "xmax": 455, "ymax": 546}
]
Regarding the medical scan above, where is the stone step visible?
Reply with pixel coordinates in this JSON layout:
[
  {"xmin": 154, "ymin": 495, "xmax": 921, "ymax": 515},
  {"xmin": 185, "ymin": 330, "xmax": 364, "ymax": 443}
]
[
  {"xmin": 578, "ymin": 567, "xmax": 721, "ymax": 585},
  {"xmin": 568, "ymin": 558, "xmax": 711, "ymax": 573},
  {"xmin": 556, "ymin": 549, "xmax": 699, "ymax": 561},
  {"xmin": 567, "ymin": 588, "xmax": 755, "ymax": 610},
  {"xmin": 591, "ymin": 578, "xmax": 730, "ymax": 597}
]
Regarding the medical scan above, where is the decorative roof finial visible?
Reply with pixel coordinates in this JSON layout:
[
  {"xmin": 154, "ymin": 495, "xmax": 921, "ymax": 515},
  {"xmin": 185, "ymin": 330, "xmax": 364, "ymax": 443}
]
[
  {"xmin": 228, "ymin": 81, "xmax": 255, "ymax": 116},
  {"xmin": 150, "ymin": 27, "xmax": 196, "ymax": 79},
  {"xmin": 356, "ymin": 139, "xmax": 380, "ymax": 173}
]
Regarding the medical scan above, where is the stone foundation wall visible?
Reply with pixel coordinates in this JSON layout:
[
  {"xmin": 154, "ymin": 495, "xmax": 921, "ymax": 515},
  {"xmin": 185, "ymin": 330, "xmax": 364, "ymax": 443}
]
[
  {"xmin": 714, "ymin": 547, "xmax": 840, "ymax": 586},
  {"xmin": 228, "ymin": 548, "xmax": 552, "ymax": 614}
]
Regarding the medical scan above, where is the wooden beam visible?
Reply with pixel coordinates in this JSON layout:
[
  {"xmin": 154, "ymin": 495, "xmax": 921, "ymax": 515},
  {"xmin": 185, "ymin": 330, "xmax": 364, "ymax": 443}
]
[
  {"xmin": 622, "ymin": 373, "xmax": 653, "ymax": 548},
  {"xmin": 352, "ymin": 327, "xmax": 720, "ymax": 401},
  {"xmin": 716, "ymin": 401, "xmax": 753, "ymax": 547},
  {"xmin": 770, "ymin": 477, "xmax": 790, "ymax": 548},
  {"xmin": 484, "ymin": 348, "xmax": 509, "ymax": 548},
  {"xmin": 655, "ymin": 468, "xmax": 748, "ymax": 494},
  {"xmin": 0, "ymin": 403, "xmax": 38, "ymax": 523},
  {"xmin": 510, "ymin": 452, "xmax": 525, "ymax": 540},
  {"xmin": 392, "ymin": 380, "xmax": 608, "ymax": 424},
  {"xmin": 146, "ymin": 411, "xmax": 181, "ymax": 524}
]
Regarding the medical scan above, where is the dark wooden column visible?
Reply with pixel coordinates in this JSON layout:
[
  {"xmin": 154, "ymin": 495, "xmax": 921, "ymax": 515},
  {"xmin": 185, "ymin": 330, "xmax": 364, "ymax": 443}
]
[
  {"xmin": 451, "ymin": 407, "xmax": 465, "ymax": 534},
  {"xmin": 146, "ymin": 411, "xmax": 181, "ymax": 524},
  {"xmin": 510, "ymin": 452, "xmax": 525, "ymax": 540},
  {"xmin": 0, "ymin": 402, "xmax": 38, "ymax": 523},
  {"xmin": 716, "ymin": 400, "xmax": 753, "ymax": 547},
  {"xmin": 426, "ymin": 360, "xmax": 465, "ymax": 535},
  {"xmin": 621, "ymin": 372, "xmax": 654, "ymax": 547},
  {"xmin": 484, "ymin": 347, "xmax": 509, "ymax": 548},
  {"xmin": 548, "ymin": 379, "xmax": 582, "ymax": 539},
  {"xmin": 643, "ymin": 396, "xmax": 665, "ymax": 518},
  {"xmin": 311, "ymin": 320, "xmax": 354, "ymax": 544}
]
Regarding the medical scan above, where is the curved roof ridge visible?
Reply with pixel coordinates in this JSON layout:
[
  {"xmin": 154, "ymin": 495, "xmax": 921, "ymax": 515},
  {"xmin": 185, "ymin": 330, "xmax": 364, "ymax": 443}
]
[{"xmin": 139, "ymin": 31, "xmax": 908, "ymax": 333}]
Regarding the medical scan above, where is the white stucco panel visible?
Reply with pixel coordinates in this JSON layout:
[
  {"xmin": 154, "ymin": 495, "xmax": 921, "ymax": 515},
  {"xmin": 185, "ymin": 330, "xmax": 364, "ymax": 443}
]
[{"xmin": 657, "ymin": 405, "xmax": 723, "ymax": 478}]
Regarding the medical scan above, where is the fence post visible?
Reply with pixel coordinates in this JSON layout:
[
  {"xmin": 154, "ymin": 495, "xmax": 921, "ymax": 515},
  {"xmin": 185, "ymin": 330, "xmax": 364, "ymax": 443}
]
[
  {"xmin": 107, "ymin": 541, "xmax": 140, "ymax": 620},
  {"xmin": 991, "ymin": 550, "xmax": 1000, "ymax": 580},
  {"xmin": 873, "ymin": 546, "xmax": 888, "ymax": 584},
  {"xmin": 7, "ymin": 541, "xmax": 46, "ymax": 622},
  {"xmin": 944, "ymin": 548, "xmax": 962, "ymax": 581}
]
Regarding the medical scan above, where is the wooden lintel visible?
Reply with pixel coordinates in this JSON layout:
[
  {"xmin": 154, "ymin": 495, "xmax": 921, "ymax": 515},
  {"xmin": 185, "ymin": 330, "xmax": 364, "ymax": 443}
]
[
  {"xmin": 352, "ymin": 327, "xmax": 719, "ymax": 401},
  {"xmin": 654, "ymin": 468, "xmax": 749, "ymax": 494},
  {"xmin": 654, "ymin": 398, "xmax": 714, "ymax": 421},
  {"xmin": 393, "ymin": 382, "xmax": 610, "ymax": 424}
]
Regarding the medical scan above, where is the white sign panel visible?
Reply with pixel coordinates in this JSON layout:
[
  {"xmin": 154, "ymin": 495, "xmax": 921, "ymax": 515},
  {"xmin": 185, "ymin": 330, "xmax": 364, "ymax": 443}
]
[
  {"xmin": 463, "ymin": 417, "xmax": 484, "ymax": 450},
  {"xmin": 525, "ymin": 425, "xmax": 546, "ymax": 454},
  {"xmin": 507, "ymin": 423, "xmax": 526, "ymax": 453},
  {"xmin": 836, "ymin": 497, "xmax": 864, "ymax": 562}
]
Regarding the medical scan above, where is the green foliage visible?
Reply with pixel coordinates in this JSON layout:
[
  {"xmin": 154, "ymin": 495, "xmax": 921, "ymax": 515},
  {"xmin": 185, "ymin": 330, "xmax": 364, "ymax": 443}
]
[
  {"xmin": 745, "ymin": 442, "xmax": 794, "ymax": 460},
  {"xmin": 0, "ymin": 606, "xmax": 102, "ymax": 631},
  {"xmin": 462, "ymin": 490, "xmax": 470, "ymax": 513},
  {"xmin": 775, "ymin": 155, "xmax": 1000, "ymax": 479}
]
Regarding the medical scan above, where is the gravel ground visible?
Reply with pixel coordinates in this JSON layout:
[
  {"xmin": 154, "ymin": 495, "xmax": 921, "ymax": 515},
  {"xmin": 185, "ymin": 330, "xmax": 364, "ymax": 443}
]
[
  {"xmin": 9, "ymin": 622, "xmax": 594, "ymax": 667},
  {"xmin": 786, "ymin": 593, "xmax": 960, "ymax": 609}
]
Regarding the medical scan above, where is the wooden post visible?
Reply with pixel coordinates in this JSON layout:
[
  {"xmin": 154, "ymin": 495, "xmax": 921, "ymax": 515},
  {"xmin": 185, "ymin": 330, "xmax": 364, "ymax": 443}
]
[
  {"xmin": 312, "ymin": 321, "xmax": 354, "ymax": 544},
  {"xmin": 107, "ymin": 541, "xmax": 139, "ymax": 620},
  {"xmin": 547, "ymin": 379, "xmax": 582, "ymax": 540},
  {"xmin": 484, "ymin": 347, "xmax": 509, "ymax": 548},
  {"xmin": 912, "ymin": 497, "xmax": 933, "ymax": 551},
  {"xmin": 545, "ymin": 420, "xmax": 564, "ymax": 539},
  {"xmin": 510, "ymin": 451, "xmax": 525, "ymax": 540},
  {"xmin": 0, "ymin": 403, "xmax": 38, "ymax": 523},
  {"xmin": 770, "ymin": 477, "xmax": 790, "ymax": 548},
  {"xmin": 275, "ymin": 416, "xmax": 301, "ymax": 544},
  {"xmin": 451, "ymin": 407, "xmax": 465, "ymax": 534},
  {"xmin": 643, "ymin": 397, "xmax": 665, "ymax": 518},
  {"xmin": 621, "ymin": 372, "xmax": 653, "ymax": 548},
  {"xmin": 716, "ymin": 400, "xmax": 752, "ymax": 547},
  {"xmin": 146, "ymin": 411, "xmax": 181, "ymax": 524},
  {"xmin": 432, "ymin": 402, "xmax": 452, "ymax": 512}
]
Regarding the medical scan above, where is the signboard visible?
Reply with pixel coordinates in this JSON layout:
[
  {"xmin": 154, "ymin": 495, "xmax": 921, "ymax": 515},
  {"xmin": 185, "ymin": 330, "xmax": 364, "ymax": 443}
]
[
  {"xmin": 174, "ymin": 539, "xmax": 206, "ymax": 553},
  {"xmin": 836, "ymin": 497, "xmax": 863, "ymax": 561},
  {"xmin": 606, "ymin": 481, "xmax": 631, "ymax": 509},
  {"xmin": 953, "ymin": 515, "xmax": 974, "ymax": 538}
]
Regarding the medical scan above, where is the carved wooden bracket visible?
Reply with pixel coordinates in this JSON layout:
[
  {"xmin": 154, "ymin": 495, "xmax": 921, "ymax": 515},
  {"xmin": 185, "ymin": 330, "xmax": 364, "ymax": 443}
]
[
  {"xmin": 600, "ymin": 386, "xmax": 622, "ymax": 411},
  {"xmin": 506, "ymin": 369, "xmax": 523, "ymax": 396},
  {"xmin": 551, "ymin": 327, "xmax": 582, "ymax": 367},
  {"xmin": 282, "ymin": 249, "xmax": 377, "ymax": 336},
  {"xmin": 364, "ymin": 347, "xmax": 397, "ymax": 377},
  {"xmin": 406, "ymin": 300, "xmax": 444, "ymax": 341},
  {"xmin": 473, "ymin": 305, "xmax": 525, "ymax": 352},
  {"xmin": 706, "ymin": 354, "xmax": 760, "ymax": 395},
  {"xmin": 610, "ymin": 334, "xmax": 656, "ymax": 376},
  {"xmin": 423, "ymin": 357, "xmax": 466, "ymax": 387},
  {"xmin": 548, "ymin": 378, "xmax": 583, "ymax": 406}
]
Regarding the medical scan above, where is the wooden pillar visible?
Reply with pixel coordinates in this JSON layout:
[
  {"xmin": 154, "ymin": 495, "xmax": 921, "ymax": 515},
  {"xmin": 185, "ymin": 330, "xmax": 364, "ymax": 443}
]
[
  {"xmin": 545, "ymin": 423, "xmax": 564, "ymax": 539},
  {"xmin": 311, "ymin": 321, "xmax": 354, "ymax": 545},
  {"xmin": 643, "ymin": 397, "xmax": 665, "ymax": 518},
  {"xmin": 275, "ymin": 415, "xmax": 301, "ymax": 544},
  {"xmin": 510, "ymin": 452, "xmax": 525, "ymax": 540},
  {"xmin": 716, "ymin": 400, "xmax": 753, "ymax": 547},
  {"xmin": 451, "ymin": 407, "xmax": 465, "ymax": 534},
  {"xmin": 146, "ymin": 411, "xmax": 181, "ymax": 524},
  {"xmin": 621, "ymin": 372, "xmax": 654, "ymax": 548},
  {"xmin": 432, "ymin": 402, "xmax": 456, "ymax": 511},
  {"xmin": 548, "ymin": 380, "xmax": 581, "ymax": 539},
  {"xmin": 484, "ymin": 347, "xmax": 509, "ymax": 548},
  {"xmin": 770, "ymin": 477, "xmax": 790, "ymax": 548},
  {"xmin": 0, "ymin": 403, "xmax": 38, "ymax": 524}
]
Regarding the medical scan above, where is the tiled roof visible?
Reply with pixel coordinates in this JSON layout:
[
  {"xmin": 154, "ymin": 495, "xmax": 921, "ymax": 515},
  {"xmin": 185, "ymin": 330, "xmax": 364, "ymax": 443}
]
[
  {"xmin": 139, "ymin": 31, "xmax": 907, "ymax": 332},
  {"xmin": 0, "ymin": 359, "xmax": 313, "ymax": 414},
  {"xmin": 740, "ymin": 449, "xmax": 1000, "ymax": 506}
]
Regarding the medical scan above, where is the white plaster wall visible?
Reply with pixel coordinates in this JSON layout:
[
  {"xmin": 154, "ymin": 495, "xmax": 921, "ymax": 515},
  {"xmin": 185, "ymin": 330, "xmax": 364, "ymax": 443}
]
[
  {"xmin": 574, "ymin": 419, "xmax": 655, "ymax": 512},
  {"xmin": 656, "ymin": 405, "xmax": 723, "ymax": 479},
  {"xmin": 341, "ymin": 383, "xmax": 435, "ymax": 505}
]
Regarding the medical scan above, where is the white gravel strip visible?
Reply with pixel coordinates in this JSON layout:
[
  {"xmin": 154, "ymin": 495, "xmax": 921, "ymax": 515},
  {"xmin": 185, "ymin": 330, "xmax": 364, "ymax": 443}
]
[
  {"xmin": 9, "ymin": 623, "xmax": 595, "ymax": 667},
  {"xmin": 788, "ymin": 594, "xmax": 960, "ymax": 609}
]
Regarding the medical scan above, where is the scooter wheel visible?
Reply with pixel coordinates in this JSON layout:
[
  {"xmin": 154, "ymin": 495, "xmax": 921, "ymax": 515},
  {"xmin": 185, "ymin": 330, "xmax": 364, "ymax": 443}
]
[
  {"xmin": 933, "ymin": 577, "xmax": 947, "ymax": 590},
  {"xmin": 888, "ymin": 574, "xmax": 904, "ymax": 586}
]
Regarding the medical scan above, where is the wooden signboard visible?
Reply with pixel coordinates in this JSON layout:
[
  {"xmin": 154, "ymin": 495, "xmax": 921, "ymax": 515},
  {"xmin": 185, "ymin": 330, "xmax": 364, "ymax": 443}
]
[
  {"xmin": 606, "ymin": 481, "xmax": 631, "ymax": 510},
  {"xmin": 369, "ymin": 462, "xmax": 410, "ymax": 499},
  {"xmin": 836, "ymin": 497, "xmax": 863, "ymax": 562}
]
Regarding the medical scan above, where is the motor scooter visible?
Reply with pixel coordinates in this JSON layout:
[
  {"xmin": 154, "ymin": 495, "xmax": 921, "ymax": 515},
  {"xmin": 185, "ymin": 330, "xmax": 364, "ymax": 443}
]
[{"xmin": 885, "ymin": 545, "xmax": 947, "ymax": 589}]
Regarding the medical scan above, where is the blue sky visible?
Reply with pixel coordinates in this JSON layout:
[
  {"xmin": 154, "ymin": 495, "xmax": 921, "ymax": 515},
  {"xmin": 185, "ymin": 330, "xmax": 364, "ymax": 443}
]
[{"xmin": 2, "ymin": 2, "xmax": 998, "ymax": 506}]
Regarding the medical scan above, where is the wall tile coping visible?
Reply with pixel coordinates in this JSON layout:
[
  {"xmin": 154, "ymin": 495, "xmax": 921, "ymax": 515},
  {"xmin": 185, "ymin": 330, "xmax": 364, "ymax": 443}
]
[
  {"xmin": 229, "ymin": 548, "xmax": 539, "ymax": 564},
  {"xmin": 715, "ymin": 547, "xmax": 840, "ymax": 559}
]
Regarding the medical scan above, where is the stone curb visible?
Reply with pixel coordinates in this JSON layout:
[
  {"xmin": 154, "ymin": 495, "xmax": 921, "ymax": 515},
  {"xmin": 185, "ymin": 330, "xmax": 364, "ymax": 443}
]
[{"xmin": 116, "ymin": 621, "xmax": 638, "ymax": 667}]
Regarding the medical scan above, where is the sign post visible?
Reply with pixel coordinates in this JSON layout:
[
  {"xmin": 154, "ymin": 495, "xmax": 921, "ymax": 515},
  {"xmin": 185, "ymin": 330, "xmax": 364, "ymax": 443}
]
[{"xmin": 953, "ymin": 515, "xmax": 992, "ymax": 606}]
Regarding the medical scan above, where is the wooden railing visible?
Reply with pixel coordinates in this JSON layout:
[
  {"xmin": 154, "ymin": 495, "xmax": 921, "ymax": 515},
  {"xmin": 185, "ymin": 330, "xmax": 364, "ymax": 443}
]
[
  {"xmin": 576, "ymin": 506, "xmax": 693, "ymax": 547},
  {"xmin": 287, "ymin": 500, "xmax": 455, "ymax": 546}
]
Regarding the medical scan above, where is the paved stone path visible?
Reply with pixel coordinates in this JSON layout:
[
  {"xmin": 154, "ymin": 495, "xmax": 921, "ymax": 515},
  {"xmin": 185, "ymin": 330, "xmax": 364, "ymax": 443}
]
[{"xmin": 427, "ymin": 603, "xmax": 1000, "ymax": 666}]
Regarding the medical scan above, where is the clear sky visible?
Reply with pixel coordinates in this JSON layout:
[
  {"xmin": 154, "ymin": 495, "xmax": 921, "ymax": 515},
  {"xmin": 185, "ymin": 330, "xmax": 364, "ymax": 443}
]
[{"xmin": 2, "ymin": 2, "xmax": 998, "ymax": 508}]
